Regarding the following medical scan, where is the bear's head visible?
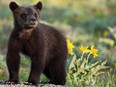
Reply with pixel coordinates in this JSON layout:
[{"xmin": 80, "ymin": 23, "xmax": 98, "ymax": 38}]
[{"xmin": 9, "ymin": 1, "xmax": 42, "ymax": 29}]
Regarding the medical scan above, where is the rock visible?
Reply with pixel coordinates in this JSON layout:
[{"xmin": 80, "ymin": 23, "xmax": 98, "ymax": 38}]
[{"xmin": 0, "ymin": 80, "xmax": 67, "ymax": 87}]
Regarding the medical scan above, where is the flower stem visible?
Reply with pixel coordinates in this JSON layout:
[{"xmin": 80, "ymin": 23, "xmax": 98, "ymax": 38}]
[
  {"xmin": 87, "ymin": 52, "xmax": 91, "ymax": 61},
  {"xmin": 81, "ymin": 51, "xmax": 85, "ymax": 60}
]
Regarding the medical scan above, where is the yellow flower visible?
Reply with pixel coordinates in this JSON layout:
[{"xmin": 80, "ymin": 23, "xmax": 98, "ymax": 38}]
[
  {"xmin": 79, "ymin": 45, "xmax": 90, "ymax": 53},
  {"xmin": 103, "ymin": 31, "xmax": 109, "ymax": 37},
  {"xmin": 79, "ymin": 45, "xmax": 98, "ymax": 58},
  {"xmin": 90, "ymin": 46, "xmax": 98, "ymax": 58},
  {"xmin": 67, "ymin": 39, "xmax": 74, "ymax": 55}
]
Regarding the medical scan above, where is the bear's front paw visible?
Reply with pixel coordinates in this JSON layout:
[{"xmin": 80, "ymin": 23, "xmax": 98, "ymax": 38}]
[
  {"xmin": 23, "ymin": 81, "xmax": 39, "ymax": 86},
  {"xmin": 5, "ymin": 80, "xmax": 19, "ymax": 85},
  {"xmin": 23, "ymin": 81, "xmax": 32, "ymax": 85}
]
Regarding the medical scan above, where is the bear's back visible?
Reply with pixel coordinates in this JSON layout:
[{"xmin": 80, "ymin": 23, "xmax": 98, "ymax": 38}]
[{"xmin": 37, "ymin": 23, "xmax": 68, "ymax": 63}]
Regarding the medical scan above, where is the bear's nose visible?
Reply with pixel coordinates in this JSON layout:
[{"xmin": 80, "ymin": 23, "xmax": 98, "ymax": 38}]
[{"xmin": 30, "ymin": 18, "xmax": 36, "ymax": 22}]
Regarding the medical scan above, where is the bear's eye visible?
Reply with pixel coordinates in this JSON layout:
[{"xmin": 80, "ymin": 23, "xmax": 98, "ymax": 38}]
[
  {"xmin": 34, "ymin": 13, "xmax": 37, "ymax": 18},
  {"xmin": 20, "ymin": 13, "xmax": 27, "ymax": 19}
]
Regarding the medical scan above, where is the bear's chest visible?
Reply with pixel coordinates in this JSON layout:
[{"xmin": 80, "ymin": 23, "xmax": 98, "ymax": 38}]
[{"xmin": 19, "ymin": 29, "xmax": 33, "ymax": 40}]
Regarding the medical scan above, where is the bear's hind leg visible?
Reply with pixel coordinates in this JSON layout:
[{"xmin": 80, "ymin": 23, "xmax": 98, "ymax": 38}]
[{"xmin": 48, "ymin": 58, "xmax": 66, "ymax": 85}]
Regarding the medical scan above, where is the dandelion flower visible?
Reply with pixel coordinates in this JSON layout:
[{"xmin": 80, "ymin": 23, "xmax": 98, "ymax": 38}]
[
  {"xmin": 67, "ymin": 39, "xmax": 74, "ymax": 55},
  {"xmin": 79, "ymin": 45, "xmax": 90, "ymax": 53},
  {"xmin": 90, "ymin": 46, "xmax": 98, "ymax": 58}
]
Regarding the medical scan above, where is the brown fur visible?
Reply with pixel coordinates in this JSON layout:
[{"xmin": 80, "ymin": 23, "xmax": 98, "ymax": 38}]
[{"xmin": 6, "ymin": 1, "xmax": 68, "ymax": 86}]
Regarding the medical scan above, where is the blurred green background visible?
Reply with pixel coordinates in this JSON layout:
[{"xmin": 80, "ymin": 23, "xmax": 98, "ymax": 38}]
[{"xmin": 0, "ymin": 0, "xmax": 116, "ymax": 86}]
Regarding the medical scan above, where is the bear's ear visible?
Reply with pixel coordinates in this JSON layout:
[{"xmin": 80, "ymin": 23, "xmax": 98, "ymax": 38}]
[
  {"xmin": 34, "ymin": 1, "xmax": 42, "ymax": 11},
  {"xmin": 9, "ymin": 2, "xmax": 19, "ymax": 12}
]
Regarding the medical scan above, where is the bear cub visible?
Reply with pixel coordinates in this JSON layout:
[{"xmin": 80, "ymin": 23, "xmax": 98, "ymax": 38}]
[{"xmin": 6, "ymin": 1, "xmax": 68, "ymax": 86}]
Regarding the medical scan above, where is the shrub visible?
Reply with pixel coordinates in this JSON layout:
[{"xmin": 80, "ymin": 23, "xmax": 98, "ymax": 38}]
[{"xmin": 66, "ymin": 40, "xmax": 108, "ymax": 86}]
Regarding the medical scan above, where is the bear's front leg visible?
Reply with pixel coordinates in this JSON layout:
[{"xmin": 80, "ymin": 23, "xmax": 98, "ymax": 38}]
[
  {"xmin": 6, "ymin": 39, "xmax": 21, "ymax": 84},
  {"xmin": 27, "ymin": 54, "xmax": 45, "ymax": 86}
]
